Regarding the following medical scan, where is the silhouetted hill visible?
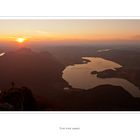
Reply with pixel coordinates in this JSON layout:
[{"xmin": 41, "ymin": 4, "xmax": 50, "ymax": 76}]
[
  {"xmin": 0, "ymin": 48, "xmax": 67, "ymax": 96},
  {"xmin": 52, "ymin": 85, "xmax": 140, "ymax": 111},
  {"xmin": 0, "ymin": 86, "xmax": 37, "ymax": 111},
  {"xmin": 15, "ymin": 47, "xmax": 33, "ymax": 54}
]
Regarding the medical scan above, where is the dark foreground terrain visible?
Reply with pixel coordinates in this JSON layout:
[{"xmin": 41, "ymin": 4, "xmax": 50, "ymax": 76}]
[
  {"xmin": 0, "ymin": 46, "xmax": 140, "ymax": 111},
  {"xmin": 1, "ymin": 84, "xmax": 140, "ymax": 111}
]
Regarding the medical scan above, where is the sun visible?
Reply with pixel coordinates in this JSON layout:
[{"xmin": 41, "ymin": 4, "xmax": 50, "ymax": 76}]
[{"xmin": 16, "ymin": 37, "xmax": 25, "ymax": 43}]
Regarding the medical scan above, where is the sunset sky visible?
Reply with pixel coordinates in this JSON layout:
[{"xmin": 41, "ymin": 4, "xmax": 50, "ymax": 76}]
[{"xmin": 0, "ymin": 19, "xmax": 140, "ymax": 44}]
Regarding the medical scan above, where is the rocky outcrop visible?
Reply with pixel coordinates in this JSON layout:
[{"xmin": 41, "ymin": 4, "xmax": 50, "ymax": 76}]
[{"xmin": 0, "ymin": 86, "xmax": 37, "ymax": 111}]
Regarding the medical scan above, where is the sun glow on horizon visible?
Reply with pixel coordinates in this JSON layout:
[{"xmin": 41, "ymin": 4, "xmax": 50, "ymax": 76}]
[
  {"xmin": 16, "ymin": 37, "xmax": 26, "ymax": 43},
  {"xmin": 0, "ymin": 20, "xmax": 139, "ymax": 44}
]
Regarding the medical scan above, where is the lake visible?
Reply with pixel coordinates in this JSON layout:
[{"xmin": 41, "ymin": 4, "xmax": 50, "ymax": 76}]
[
  {"xmin": 0, "ymin": 52, "xmax": 5, "ymax": 56},
  {"xmin": 62, "ymin": 57, "xmax": 140, "ymax": 98}
]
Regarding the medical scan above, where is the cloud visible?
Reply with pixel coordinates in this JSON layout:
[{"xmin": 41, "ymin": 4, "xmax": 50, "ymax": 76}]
[
  {"xmin": 35, "ymin": 30, "xmax": 53, "ymax": 36},
  {"xmin": 36, "ymin": 30, "xmax": 50, "ymax": 34},
  {"xmin": 35, "ymin": 30, "xmax": 58, "ymax": 37},
  {"xmin": 8, "ymin": 36, "xmax": 32, "ymax": 39}
]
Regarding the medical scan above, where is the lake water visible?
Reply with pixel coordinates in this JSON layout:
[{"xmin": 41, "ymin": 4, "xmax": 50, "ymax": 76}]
[
  {"xmin": 97, "ymin": 49, "xmax": 112, "ymax": 52},
  {"xmin": 0, "ymin": 52, "xmax": 5, "ymax": 56},
  {"xmin": 62, "ymin": 57, "xmax": 140, "ymax": 98}
]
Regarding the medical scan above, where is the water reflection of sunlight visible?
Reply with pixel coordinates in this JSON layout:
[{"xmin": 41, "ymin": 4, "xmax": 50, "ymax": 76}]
[{"xmin": 0, "ymin": 52, "xmax": 5, "ymax": 56}]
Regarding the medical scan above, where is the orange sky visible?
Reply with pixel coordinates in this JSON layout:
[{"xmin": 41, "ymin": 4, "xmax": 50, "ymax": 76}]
[{"xmin": 0, "ymin": 19, "xmax": 140, "ymax": 44}]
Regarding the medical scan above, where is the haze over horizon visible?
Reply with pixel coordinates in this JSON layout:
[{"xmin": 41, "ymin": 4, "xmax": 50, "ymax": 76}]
[{"xmin": 0, "ymin": 19, "xmax": 140, "ymax": 48}]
